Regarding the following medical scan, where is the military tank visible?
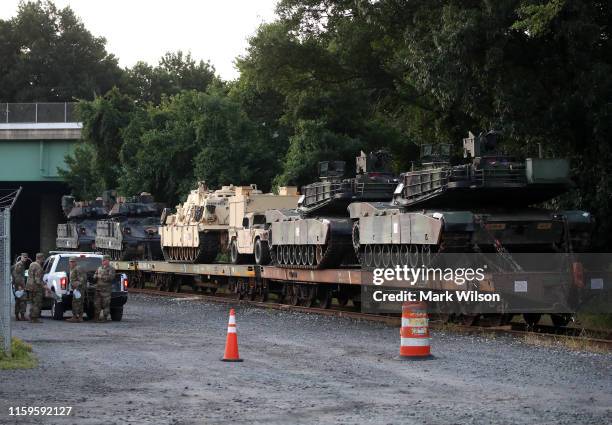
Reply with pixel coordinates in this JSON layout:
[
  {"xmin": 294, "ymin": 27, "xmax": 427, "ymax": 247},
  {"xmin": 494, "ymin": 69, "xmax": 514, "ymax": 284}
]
[
  {"xmin": 56, "ymin": 195, "xmax": 109, "ymax": 251},
  {"xmin": 265, "ymin": 151, "xmax": 398, "ymax": 269},
  {"xmin": 160, "ymin": 183, "xmax": 300, "ymax": 263},
  {"xmin": 96, "ymin": 193, "xmax": 164, "ymax": 260},
  {"xmin": 348, "ymin": 131, "xmax": 593, "ymax": 268}
]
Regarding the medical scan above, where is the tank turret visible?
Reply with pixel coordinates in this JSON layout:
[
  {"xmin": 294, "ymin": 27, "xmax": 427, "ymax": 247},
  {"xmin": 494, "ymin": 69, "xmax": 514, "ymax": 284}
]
[{"xmin": 56, "ymin": 195, "xmax": 109, "ymax": 251}]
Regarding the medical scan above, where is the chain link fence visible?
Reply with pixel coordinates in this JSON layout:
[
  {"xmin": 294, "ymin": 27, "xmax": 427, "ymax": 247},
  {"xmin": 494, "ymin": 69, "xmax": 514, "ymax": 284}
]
[
  {"xmin": 0, "ymin": 188, "xmax": 21, "ymax": 356},
  {"xmin": 0, "ymin": 103, "xmax": 78, "ymax": 123}
]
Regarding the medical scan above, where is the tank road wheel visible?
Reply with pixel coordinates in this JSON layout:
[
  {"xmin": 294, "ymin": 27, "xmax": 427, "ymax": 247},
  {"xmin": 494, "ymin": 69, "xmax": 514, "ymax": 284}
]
[
  {"xmin": 254, "ymin": 238, "xmax": 270, "ymax": 265},
  {"xmin": 373, "ymin": 245, "xmax": 383, "ymax": 268},
  {"xmin": 391, "ymin": 245, "xmax": 401, "ymax": 266},
  {"xmin": 422, "ymin": 245, "xmax": 431, "ymax": 266},
  {"xmin": 284, "ymin": 245, "xmax": 291, "ymax": 265},
  {"xmin": 523, "ymin": 313, "xmax": 542, "ymax": 327},
  {"xmin": 315, "ymin": 245, "xmax": 324, "ymax": 265},
  {"xmin": 318, "ymin": 287, "xmax": 332, "ymax": 309},
  {"xmin": 294, "ymin": 245, "xmax": 302, "ymax": 265},
  {"xmin": 363, "ymin": 245, "xmax": 373, "ymax": 267},
  {"xmin": 409, "ymin": 245, "xmax": 420, "ymax": 267},
  {"xmin": 307, "ymin": 246, "xmax": 315, "ymax": 266},
  {"xmin": 382, "ymin": 245, "xmax": 391, "ymax": 268}
]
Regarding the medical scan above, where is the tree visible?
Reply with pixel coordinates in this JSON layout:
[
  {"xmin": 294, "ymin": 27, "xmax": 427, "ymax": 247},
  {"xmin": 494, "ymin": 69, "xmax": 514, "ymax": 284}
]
[
  {"xmin": 0, "ymin": 0, "xmax": 122, "ymax": 101},
  {"xmin": 122, "ymin": 51, "xmax": 219, "ymax": 104}
]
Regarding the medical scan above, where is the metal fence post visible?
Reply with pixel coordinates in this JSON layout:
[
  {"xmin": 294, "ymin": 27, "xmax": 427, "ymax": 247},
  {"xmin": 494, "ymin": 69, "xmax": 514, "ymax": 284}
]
[
  {"xmin": 0, "ymin": 188, "xmax": 21, "ymax": 357},
  {"xmin": 0, "ymin": 209, "xmax": 10, "ymax": 356}
]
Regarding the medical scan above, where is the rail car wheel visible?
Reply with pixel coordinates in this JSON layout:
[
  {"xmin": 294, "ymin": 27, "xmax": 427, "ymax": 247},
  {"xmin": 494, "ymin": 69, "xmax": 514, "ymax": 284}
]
[
  {"xmin": 352, "ymin": 299, "xmax": 362, "ymax": 310},
  {"xmin": 550, "ymin": 314, "xmax": 572, "ymax": 327},
  {"xmin": 300, "ymin": 285, "xmax": 317, "ymax": 307},
  {"xmin": 255, "ymin": 286, "xmax": 269, "ymax": 302},
  {"xmin": 318, "ymin": 287, "xmax": 332, "ymax": 309},
  {"xmin": 523, "ymin": 313, "xmax": 542, "ymax": 327},
  {"xmin": 337, "ymin": 292, "xmax": 349, "ymax": 307},
  {"xmin": 287, "ymin": 285, "xmax": 299, "ymax": 306}
]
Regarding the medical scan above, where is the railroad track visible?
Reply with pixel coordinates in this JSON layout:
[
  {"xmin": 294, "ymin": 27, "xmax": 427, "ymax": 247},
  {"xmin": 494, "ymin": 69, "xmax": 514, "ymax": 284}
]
[{"xmin": 128, "ymin": 287, "xmax": 612, "ymax": 352}]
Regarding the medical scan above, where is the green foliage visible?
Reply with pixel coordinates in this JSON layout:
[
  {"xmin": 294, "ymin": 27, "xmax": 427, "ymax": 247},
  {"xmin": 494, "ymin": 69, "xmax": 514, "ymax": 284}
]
[
  {"xmin": 57, "ymin": 142, "xmax": 102, "ymax": 199},
  {"xmin": 122, "ymin": 51, "xmax": 219, "ymax": 104},
  {"xmin": 0, "ymin": 0, "xmax": 121, "ymax": 101},
  {"xmin": 0, "ymin": 338, "xmax": 37, "ymax": 370}
]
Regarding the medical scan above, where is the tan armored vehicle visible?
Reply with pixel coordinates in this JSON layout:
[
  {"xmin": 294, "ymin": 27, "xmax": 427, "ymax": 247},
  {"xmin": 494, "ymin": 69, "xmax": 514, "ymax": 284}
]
[
  {"xmin": 228, "ymin": 186, "xmax": 299, "ymax": 264},
  {"xmin": 160, "ymin": 183, "xmax": 240, "ymax": 262}
]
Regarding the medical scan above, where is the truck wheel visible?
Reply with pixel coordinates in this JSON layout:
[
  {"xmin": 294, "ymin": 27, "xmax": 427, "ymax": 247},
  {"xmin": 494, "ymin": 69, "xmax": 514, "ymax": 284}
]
[
  {"xmin": 230, "ymin": 240, "xmax": 245, "ymax": 264},
  {"xmin": 255, "ymin": 238, "xmax": 270, "ymax": 265},
  {"xmin": 110, "ymin": 307, "xmax": 124, "ymax": 322},
  {"xmin": 52, "ymin": 300, "xmax": 64, "ymax": 320}
]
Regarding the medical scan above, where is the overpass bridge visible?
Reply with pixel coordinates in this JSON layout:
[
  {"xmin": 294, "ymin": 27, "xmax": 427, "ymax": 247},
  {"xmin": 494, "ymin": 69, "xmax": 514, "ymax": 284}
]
[{"xmin": 0, "ymin": 103, "xmax": 82, "ymax": 256}]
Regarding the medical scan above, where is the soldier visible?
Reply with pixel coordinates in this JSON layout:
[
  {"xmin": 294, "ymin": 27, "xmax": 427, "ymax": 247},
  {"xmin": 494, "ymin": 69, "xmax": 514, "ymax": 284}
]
[
  {"xmin": 11, "ymin": 252, "xmax": 29, "ymax": 321},
  {"xmin": 26, "ymin": 253, "xmax": 46, "ymax": 324},
  {"xmin": 93, "ymin": 255, "xmax": 115, "ymax": 322},
  {"xmin": 67, "ymin": 257, "xmax": 86, "ymax": 323}
]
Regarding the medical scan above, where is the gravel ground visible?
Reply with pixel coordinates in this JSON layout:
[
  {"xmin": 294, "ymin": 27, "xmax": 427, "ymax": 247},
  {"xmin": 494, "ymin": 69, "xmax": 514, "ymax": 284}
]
[{"xmin": 1, "ymin": 294, "xmax": 611, "ymax": 425}]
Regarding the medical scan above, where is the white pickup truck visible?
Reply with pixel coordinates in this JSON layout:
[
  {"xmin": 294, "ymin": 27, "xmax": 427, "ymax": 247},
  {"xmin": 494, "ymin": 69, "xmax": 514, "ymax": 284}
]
[{"xmin": 41, "ymin": 252, "xmax": 128, "ymax": 321}]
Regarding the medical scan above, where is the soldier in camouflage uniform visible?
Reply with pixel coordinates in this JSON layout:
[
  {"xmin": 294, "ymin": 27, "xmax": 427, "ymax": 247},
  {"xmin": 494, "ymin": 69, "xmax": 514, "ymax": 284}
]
[
  {"xmin": 27, "ymin": 253, "xmax": 46, "ymax": 324},
  {"xmin": 11, "ymin": 252, "xmax": 29, "ymax": 321},
  {"xmin": 93, "ymin": 255, "xmax": 115, "ymax": 322},
  {"xmin": 67, "ymin": 257, "xmax": 86, "ymax": 323}
]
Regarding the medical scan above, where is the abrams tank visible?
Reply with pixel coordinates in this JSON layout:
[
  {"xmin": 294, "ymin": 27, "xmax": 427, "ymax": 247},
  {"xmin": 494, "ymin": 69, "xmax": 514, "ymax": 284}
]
[
  {"xmin": 265, "ymin": 151, "xmax": 398, "ymax": 269},
  {"xmin": 349, "ymin": 131, "xmax": 593, "ymax": 268},
  {"xmin": 159, "ymin": 183, "xmax": 240, "ymax": 263},
  {"xmin": 56, "ymin": 196, "xmax": 109, "ymax": 251},
  {"xmin": 96, "ymin": 193, "xmax": 164, "ymax": 260}
]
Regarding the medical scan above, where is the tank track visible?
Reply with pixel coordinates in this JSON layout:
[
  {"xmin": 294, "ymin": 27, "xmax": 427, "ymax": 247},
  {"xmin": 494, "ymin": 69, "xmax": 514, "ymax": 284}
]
[
  {"xmin": 272, "ymin": 234, "xmax": 353, "ymax": 269},
  {"xmin": 163, "ymin": 232, "xmax": 219, "ymax": 263}
]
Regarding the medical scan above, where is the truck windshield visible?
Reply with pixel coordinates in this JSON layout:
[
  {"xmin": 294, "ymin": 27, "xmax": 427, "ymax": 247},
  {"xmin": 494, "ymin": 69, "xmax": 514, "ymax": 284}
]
[{"xmin": 56, "ymin": 257, "xmax": 102, "ymax": 274}]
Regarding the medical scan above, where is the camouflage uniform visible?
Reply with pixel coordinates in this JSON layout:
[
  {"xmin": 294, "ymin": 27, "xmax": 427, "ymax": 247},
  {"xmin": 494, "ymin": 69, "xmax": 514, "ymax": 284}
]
[
  {"xmin": 93, "ymin": 257, "xmax": 115, "ymax": 321},
  {"xmin": 11, "ymin": 254, "xmax": 28, "ymax": 320},
  {"xmin": 68, "ymin": 258, "xmax": 86, "ymax": 322},
  {"xmin": 27, "ymin": 253, "xmax": 46, "ymax": 323}
]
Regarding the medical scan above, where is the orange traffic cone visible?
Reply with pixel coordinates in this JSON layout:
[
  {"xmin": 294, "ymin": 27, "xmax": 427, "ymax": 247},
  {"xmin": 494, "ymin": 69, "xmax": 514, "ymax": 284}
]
[
  {"xmin": 221, "ymin": 308, "xmax": 243, "ymax": 362},
  {"xmin": 399, "ymin": 302, "xmax": 433, "ymax": 360}
]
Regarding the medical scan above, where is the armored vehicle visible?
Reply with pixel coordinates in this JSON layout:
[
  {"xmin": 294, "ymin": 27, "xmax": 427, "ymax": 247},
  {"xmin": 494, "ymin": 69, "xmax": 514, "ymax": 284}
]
[
  {"xmin": 96, "ymin": 193, "xmax": 164, "ymax": 260},
  {"xmin": 349, "ymin": 131, "xmax": 593, "ymax": 268},
  {"xmin": 265, "ymin": 151, "xmax": 398, "ymax": 269},
  {"xmin": 228, "ymin": 186, "xmax": 300, "ymax": 264},
  {"xmin": 160, "ymin": 183, "xmax": 239, "ymax": 262},
  {"xmin": 56, "ymin": 196, "xmax": 109, "ymax": 251}
]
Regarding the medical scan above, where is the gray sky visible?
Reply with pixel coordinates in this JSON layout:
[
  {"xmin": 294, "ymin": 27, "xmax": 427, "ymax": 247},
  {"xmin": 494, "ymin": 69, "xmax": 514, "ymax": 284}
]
[{"xmin": 0, "ymin": 0, "xmax": 279, "ymax": 80}]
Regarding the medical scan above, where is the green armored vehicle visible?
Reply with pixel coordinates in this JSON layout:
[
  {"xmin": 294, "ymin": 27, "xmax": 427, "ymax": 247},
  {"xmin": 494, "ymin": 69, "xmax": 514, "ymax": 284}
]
[
  {"xmin": 96, "ymin": 193, "xmax": 164, "ymax": 260},
  {"xmin": 56, "ymin": 195, "xmax": 109, "ymax": 251},
  {"xmin": 349, "ymin": 131, "xmax": 593, "ymax": 267},
  {"xmin": 265, "ymin": 151, "xmax": 398, "ymax": 269}
]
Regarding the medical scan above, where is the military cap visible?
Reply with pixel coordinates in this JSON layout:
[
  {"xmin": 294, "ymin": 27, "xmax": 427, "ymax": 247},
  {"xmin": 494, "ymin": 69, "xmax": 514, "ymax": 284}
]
[
  {"xmin": 69, "ymin": 256, "xmax": 78, "ymax": 262},
  {"xmin": 102, "ymin": 255, "xmax": 111, "ymax": 261},
  {"xmin": 36, "ymin": 253, "xmax": 45, "ymax": 260}
]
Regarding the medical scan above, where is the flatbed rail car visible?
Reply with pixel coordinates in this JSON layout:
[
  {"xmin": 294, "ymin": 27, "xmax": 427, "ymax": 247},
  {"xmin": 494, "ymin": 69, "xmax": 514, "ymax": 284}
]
[{"xmin": 109, "ymin": 260, "xmax": 606, "ymax": 318}]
